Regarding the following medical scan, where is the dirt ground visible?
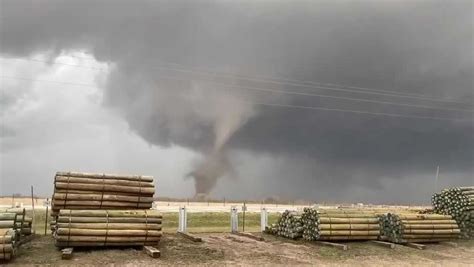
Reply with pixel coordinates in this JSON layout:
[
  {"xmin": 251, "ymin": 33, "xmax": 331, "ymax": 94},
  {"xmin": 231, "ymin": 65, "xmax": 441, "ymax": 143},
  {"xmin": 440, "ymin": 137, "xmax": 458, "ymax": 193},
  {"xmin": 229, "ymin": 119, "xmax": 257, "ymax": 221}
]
[{"xmin": 6, "ymin": 233, "xmax": 474, "ymax": 266}]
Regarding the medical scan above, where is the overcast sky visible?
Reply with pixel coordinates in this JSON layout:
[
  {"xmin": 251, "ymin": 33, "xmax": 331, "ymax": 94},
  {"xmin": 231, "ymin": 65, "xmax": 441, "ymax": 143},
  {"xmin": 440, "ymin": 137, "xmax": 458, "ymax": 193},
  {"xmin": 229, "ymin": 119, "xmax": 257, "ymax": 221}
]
[{"xmin": 0, "ymin": 0, "xmax": 473, "ymax": 204}]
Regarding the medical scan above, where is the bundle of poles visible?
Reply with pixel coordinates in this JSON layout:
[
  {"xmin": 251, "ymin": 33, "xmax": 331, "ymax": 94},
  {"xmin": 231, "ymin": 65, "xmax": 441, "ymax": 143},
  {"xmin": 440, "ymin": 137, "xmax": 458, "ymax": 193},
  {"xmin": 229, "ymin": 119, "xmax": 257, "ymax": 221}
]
[
  {"xmin": 380, "ymin": 213, "xmax": 460, "ymax": 243},
  {"xmin": 51, "ymin": 171, "xmax": 160, "ymax": 249},
  {"xmin": 0, "ymin": 213, "xmax": 18, "ymax": 262},
  {"xmin": 301, "ymin": 208, "xmax": 380, "ymax": 241},
  {"xmin": 268, "ymin": 211, "xmax": 303, "ymax": 239},
  {"xmin": 54, "ymin": 210, "xmax": 162, "ymax": 247},
  {"xmin": 270, "ymin": 208, "xmax": 380, "ymax": 241},
  {"xmin": 2, "ymin": 209, "xmax": 33, "ymax": 237},
  {"xmin": 0, "ymin": 229, "xmax": 16, "ymax": 261},
  {"xmin": 432, "ymin": 186, "xmax": 474, "ymax": 238},
  {"xmin": 51, "ymin": 172, "xmax": 155, "ymax": 216},
  {"xmin": 0, "ymin": 213, "xmax": 17, "ymax": 231}
]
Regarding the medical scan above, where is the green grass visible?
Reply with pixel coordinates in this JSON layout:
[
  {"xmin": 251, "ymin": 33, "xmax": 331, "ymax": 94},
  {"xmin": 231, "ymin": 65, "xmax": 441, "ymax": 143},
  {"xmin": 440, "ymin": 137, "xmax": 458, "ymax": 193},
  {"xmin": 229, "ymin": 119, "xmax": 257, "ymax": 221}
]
[{"xmin": 24, "ymin": 209, "xmax": 281, "ymax": 235}]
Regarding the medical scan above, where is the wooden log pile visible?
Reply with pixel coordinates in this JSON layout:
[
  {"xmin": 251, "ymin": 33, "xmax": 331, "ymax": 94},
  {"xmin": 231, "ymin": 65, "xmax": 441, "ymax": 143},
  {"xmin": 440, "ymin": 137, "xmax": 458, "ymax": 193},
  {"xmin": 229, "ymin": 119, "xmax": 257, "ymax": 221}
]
[
  {"xmin": 270, "ymin": 208, "xmax": 380, "ymax": 241},
  {"xmin": 301, "ymin": 208, "xmax": 380, "ymax": 241},
  {"xmin": 54, "ymin": 210, "xmax": 162, "ymax": 247},
  {"xmin": 268, "ymin": 211, "xmax": 303, "ymax": 239},
  {"xmin": 432, "ymin": 186, "xmax": 474, "ymax": 238},
  {"xmin": 51, "ymin": 172, "xmax": 155, "ymax": 216},
  {"xmin": 0, "ymin": 213, "xmax": 18, "ymax": 262},
  {"xmin": 0, "ymin": 213, "xmax": 17, "ymax": 231},
  {"xmin": 0, "ymin": 229, "xmax": 16, "ymax": 262},
  {"xmin": 3, "ymin": 209, "xmax": 33, "ymax": 237},
  {"xmin": 380, "ymin": 213, "xmax": 460, "ymax": 243}
]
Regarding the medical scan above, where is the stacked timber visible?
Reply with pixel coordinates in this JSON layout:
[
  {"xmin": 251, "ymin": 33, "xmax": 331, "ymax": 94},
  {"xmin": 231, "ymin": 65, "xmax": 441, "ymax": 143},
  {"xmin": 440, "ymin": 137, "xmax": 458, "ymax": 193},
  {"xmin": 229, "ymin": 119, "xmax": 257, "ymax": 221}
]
[
  {"xmin": 51, "ymin": 172, "xmax": 155, "ymax": 216},
  {"xmin": 0, "ymin": 213, "xmax": 17, "ymax": 231},
  {"xmin": 270, "ymin": 209, "xmax": 381, "ymax": 241},
  {"xmin": 432, "ymin": 186, "xmax": 474, "ymax": 238},
  {"xmin": 54, "ymin": 210, "xmax": 162, "ymax": 247},
  {"xmin": 269, "ymin": 211, "xmax": 303, "ymax": 239},
  {"xmin": 380, "ymin": 213, "xmax": 460, "ymax": 243},
  {"xmin": 3, "ymin": 209, "xmax": 33, "ymax": 237},
  {"xmin": 0, "ymin": 229, "xmax": 16, "ymax": 262},
  {"xmin": 301, "ymin": 208, "xmax": 380, "ymax": 241}
]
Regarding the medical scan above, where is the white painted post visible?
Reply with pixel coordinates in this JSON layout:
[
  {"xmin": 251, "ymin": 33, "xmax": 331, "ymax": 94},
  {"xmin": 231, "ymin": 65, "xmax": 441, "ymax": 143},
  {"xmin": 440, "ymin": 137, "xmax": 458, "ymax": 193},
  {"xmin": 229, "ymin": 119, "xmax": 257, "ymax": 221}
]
[
  {"xmin": 230, "ymin": 206, "xmax": 238, "ymax": 233},
  {"xmin": 260, "ymin": 208, "xmax": 268, "ymax": 232},
  {"xmin": 178, "ymin": 207, "xmax": 187, "ymax": 233}
]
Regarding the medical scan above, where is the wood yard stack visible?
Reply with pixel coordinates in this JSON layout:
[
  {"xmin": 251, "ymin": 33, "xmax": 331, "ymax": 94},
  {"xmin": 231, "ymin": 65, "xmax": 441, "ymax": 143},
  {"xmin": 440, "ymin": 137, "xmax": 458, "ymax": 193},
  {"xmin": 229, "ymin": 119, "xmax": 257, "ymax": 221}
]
[
  {"xmin": 0, "ymin": 213, "xmax": 18, "ymax": 262},
  {"xmin": 268, "ymin": 210, "xmax": 303, "ymax": 239},
  {"xmin": 54, "ymin": 210, "xmax": 162, "ymax": 247},
  {"xmin": 301, "ymin": 208, "xmax": 380, "ymax": 241},
  {"xmin": 50, "ymin": 171, "xmax": 161, "ymax": 249},
  {"xmin": 51, "ymin": 172, "xmax": 155, "ymax": 216},
  {"xmin": 432, "ymin": 186, "xmax": 474, "ymax": 238},
  {"xmin": 0, "ymin": 229, "xmax": 16, "ymax": 262},
  {"xmin": 0, "ymin": 213, "xmax": 17, "ymax": 232},
  {"xmin": 269, "ymin": 208, "xmax": 380, "ymax": 241},
  {"xmin": 2, "ymin": 209, "xmax": 33, "ymax": 237},
  {"xmin": 380, "ymin": 213, "xmax": 460, "ymax": 243}
]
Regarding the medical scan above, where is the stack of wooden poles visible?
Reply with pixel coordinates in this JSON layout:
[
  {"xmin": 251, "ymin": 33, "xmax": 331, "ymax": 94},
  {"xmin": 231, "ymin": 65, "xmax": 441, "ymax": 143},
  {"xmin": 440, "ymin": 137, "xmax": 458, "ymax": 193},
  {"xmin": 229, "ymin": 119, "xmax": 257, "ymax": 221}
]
[
  {"xmin": 268, "ymin": 211, "xmax": 303, "ymax": 239},
  {"xmin": 3, "ymin": 209, "xmax": 32, "ymax": 237},
  {"xmin": 301, "ymin": 208, "xmax": 380, "ymax": 241},
  {"xmin": 270, "ymin": 208, "xmax": 380, "ymax": 241},
  {"xmin": 51, "ymin": 172, "xmax": 155, "ymax": 216},
  {"xmin": 432, "ymin": 186, "xmax": 474, "ymax": 238},
  {"xmin": 380, "ymin": 213, "xmax": 460, "ymax": 243},
  {"xmin": 0, "ymin": 213, "xmax": 17, "ymax": 262},
  {"xmin": 0, "ymin": 229, "xmax": 16, "ymax": 262},
  {"xmin": 55, "ymin": 210, "xmax": 162, "ymax": 247},
  {"xmin": 51, "ymin": 171, "xmax": 161, "ymax": 248},
  {"xmin": 0, "ymin": 213, "xmax": 17, "ymax": 232}
]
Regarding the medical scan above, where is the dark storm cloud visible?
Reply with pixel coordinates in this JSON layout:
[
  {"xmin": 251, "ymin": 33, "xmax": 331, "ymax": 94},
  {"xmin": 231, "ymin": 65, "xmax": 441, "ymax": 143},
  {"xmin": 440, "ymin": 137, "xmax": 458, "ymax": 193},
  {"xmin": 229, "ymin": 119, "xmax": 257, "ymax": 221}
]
[{"xmin": 1, "ymin": 0, "xmax": 473, "ymax": 200}]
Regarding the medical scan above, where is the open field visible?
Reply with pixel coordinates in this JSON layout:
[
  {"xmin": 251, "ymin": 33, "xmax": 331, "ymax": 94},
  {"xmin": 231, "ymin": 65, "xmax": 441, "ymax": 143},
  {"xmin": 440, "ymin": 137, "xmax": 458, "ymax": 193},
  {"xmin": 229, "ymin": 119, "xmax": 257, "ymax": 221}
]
[{"xmin": 0, "ymin": 196, "xmax": 429, "ymax": 213}]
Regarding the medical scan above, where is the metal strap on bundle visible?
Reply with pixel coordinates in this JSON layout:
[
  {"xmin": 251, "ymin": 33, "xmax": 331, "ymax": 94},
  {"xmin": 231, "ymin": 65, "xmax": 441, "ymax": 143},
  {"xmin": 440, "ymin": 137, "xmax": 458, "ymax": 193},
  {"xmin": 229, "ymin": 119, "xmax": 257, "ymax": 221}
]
[
  {"xmin": 99, "ymin": 174, "xmax": 105, "ymax": 209},
  {"xmin": 2, "ymin": 231, "xmax": 5, "ymax": 260},
  {"xmin": 67, "ymin": 209, "xmax": 72, "ymax": 247},
  {"xmin": 64, "ymin": 175, "xmax": 71, "ymax": 209},
  {"xmin": 104, "ymin": 210, "xmax": 109, "ymax": 246},
  {"xmin": 137, "ymin": 176, "xmax": 142, "ymax": 209},
  {"xmin": 144, "ymin": 210, "xmax": 148, "ymax": 244}
]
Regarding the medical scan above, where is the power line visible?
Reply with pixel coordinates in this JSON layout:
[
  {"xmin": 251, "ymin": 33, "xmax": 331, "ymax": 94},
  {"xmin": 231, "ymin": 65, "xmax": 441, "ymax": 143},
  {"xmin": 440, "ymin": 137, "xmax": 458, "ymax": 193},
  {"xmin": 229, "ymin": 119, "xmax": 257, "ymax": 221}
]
[
  {"xmin": 246, "ymin": 101, "xmax": 472, "ymax": 122},
  {"xmin": 4, "ymin": 57, "xmax": 471, "ymax": 105},
  {"xmin": 4, "ymin": 70, "xmax": 470, "ymax": 113},
  {"xmin": 152, "ymin": 65, "xmax": 472, "ymax": 105},
  {"xmin": 148, "ymin": 59, "xmax": 449, "ymax": 99},
  {"xmin": 65, "ymin": 54, "xmax": 471, "ymax": 102},
  {"xmin": 2, "ymin": 75, "xmax": 471, "ymax": 122},
  {"xmin": 152, "ymin": 74, "xmax": 474, "ymax": 113},
  {"xmin": 0, "ymin": 76, "xmax": 100, "ymax": 88}
]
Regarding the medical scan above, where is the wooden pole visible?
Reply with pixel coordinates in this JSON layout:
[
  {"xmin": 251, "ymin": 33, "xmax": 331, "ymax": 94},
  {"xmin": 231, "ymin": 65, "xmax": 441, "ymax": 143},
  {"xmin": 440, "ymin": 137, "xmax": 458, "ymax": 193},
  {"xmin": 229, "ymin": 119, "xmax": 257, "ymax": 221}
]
[
  {"xmin": 243, "ymin": 202, "xmax": 246, "ymax": 232},
  {"xmin": 45, "ymin": 198, "xmax": 49, "ymax": 235},
  {"xmin": 31, "ymin": 186, "xmax": 35, "ymax": 234}
]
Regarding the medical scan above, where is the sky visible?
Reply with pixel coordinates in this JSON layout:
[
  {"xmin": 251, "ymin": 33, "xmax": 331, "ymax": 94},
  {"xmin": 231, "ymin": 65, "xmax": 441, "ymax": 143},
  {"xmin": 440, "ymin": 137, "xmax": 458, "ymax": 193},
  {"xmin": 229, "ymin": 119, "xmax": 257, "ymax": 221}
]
[{"xmin": 0, "ymin": 0, "xmax": 473, "ymax": 204}]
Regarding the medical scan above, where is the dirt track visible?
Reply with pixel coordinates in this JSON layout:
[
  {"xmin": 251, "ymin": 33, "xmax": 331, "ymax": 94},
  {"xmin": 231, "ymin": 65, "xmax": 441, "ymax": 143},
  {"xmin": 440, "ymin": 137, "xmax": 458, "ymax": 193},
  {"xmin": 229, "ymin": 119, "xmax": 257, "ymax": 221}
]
[{"xmin": 8, "ymin": 233, "xmax": 474, "ymax": 266}]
